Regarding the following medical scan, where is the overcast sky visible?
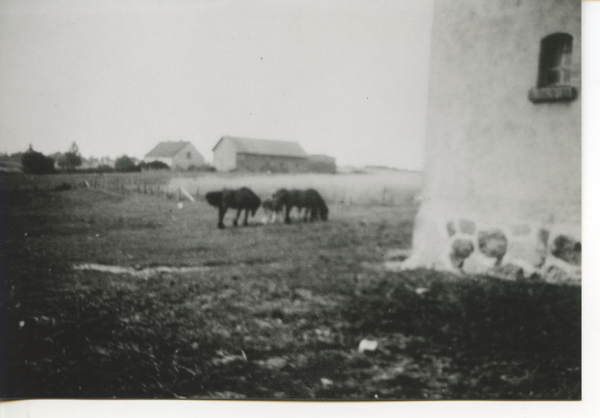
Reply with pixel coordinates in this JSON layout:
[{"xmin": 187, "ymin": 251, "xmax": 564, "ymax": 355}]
[{"xmin": 0, "ymin": 0, "xmax": 434, "ymax": 170}]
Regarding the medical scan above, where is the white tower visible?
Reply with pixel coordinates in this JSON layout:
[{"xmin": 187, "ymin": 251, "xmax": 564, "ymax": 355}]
[{"xmin": 400, "ymin": 0, "xmax": 581, "ymax": 282}]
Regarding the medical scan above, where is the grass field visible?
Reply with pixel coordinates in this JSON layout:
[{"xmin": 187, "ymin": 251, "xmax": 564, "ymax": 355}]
[{"xmin": 0, "ymin": 172, "xmax": 580, "ymax": 400}]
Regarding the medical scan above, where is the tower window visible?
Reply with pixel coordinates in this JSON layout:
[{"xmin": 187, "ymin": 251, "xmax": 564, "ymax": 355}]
[
  {"xmin": 528, "ymin": 32, "xmax": 576, "ymax": 103},
  {"xmin": 537, "ymin": 33, "xmax": 572, "ymax": 88}
]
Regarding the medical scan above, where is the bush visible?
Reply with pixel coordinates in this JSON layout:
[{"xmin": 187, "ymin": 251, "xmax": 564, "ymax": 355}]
[
  {"xmin": 96, "ymin": 165, "xmax": 115, "ymax": 173},
  {"xmin": 55, "ymin": 182, "xmax": 72, "ymax": 191},
  {"xmin": 187, "ymin": 164, "xmax": 216, "ymax": 172},
  {"xmin": 115, "ymin": 156, "xmax": 140, "ymax": 172},
  {"xmin": 21, "ymin": 149, "xmax": 56, "ymax": 175},
  {"xmin": 57, "ymin": 143, "xmax": 83, "ymax": 171},
  {"xmin": 138, "ymin": 161, "xmax": 170, "ymax": 171}
]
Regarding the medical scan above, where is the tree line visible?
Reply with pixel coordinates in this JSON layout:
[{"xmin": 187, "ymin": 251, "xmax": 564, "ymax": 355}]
[{"xmin": 17, "ymin": 143, "xmax": 170, "ymax": 175}]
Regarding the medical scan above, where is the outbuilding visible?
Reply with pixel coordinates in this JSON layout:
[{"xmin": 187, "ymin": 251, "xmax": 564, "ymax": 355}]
[
  {"xmin": 212, "ymin": 136, "xmax": 308, "ymax": 172},
  {"xmin": 143, "ymin": 141, "xmax": 205, "ymax": 170},
  {"xmin": 307, "ymin": 154, "xmax": 337, "ymax": 174}
]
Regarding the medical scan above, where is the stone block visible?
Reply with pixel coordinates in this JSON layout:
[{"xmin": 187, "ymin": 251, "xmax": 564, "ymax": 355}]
[
  {"xmin": 450, "ymin": 238, "xmax": 475, "ymax": 268},
  {"xmin": 478, "ymin": 229, "xmax": 508, "ymax": 261},
  {"xmin": 505, "ymin": 228, "xmax": 549, "ymax": 268},
  {"xmin": 446, "ymin": 220, "xmax": 457, "ymax": 237},
  {"xmin": 551, "ymin": 235, "xmax": 581, "ymax": 266}
]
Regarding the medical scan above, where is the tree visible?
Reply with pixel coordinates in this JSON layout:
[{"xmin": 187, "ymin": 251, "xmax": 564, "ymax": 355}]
[
  {"xmin": 115, "ymin": 155, "xmax": 139, "ymax": 172},
  {"xmin": 58, "ymin": 142, "xmax": 82, "ymax": 171},
  {"xmin": 21, "ymin": 145, "xmax": 56, "ymax": 175}
]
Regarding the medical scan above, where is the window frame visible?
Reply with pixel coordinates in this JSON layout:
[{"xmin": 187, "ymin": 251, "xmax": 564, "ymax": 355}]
[{"xmin": 529, "ymin": 32, "xmax": 577, "ymax": 103}]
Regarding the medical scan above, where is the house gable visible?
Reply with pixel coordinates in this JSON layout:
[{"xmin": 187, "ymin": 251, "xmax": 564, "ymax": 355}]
[{"xmin": 144, "ymin": 141, "xmax": 205, "ymax": 170}]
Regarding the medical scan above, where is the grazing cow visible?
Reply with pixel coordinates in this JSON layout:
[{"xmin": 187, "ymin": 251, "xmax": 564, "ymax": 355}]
[
  {"xmin": 261, "ymin": 198, "xmax": 284, "ymax": 224},
  {"xmin": 205, "ymin": 187, "xmax": 262, "ymax": 229},
  {"xmin": 272, "ymin": 188, "xmax": 329, "ymax": 224}
]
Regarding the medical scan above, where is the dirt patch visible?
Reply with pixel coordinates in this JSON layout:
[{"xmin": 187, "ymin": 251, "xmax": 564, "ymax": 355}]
[
  {"xmin": 73, "ymin": 263, "xmax": 213, "ymax": 278},
  {"xmin": 73, "ymin": 262, "xmax": 286, "ymax": 278}
]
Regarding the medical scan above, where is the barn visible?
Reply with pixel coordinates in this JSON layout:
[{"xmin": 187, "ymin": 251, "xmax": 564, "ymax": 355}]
[
  {"xmin": 212, "ymin": 136, "xmax": 308, "ymax": 173},
  {"xmin": 143, "ymin": 141, "xmax": 205, "ymax": 170},
  {"xmin": 307, "ymin": 154, "xmax": 337, "ymax": 174},
  {"xmin": 399, "ymin": 0, "xmax": 581, "ymax": 282}
]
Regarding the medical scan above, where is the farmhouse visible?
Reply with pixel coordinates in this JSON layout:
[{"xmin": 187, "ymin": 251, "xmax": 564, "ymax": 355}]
[
  {"xmin": 399, "ymin": 0, "xmax": 581, "ymax": 282},
  {"xmin": 212, "ymin": 136, "xmax": 308, "ymax": 172},
  {"xmin": 143, "ymin": 141, "xmax": 205, "ymax": 170}
]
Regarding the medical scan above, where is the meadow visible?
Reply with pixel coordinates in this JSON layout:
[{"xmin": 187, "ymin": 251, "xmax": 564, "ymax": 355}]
[{"xmin": 0, "ymin": 171, "xmax": 580, "ymax": 399}]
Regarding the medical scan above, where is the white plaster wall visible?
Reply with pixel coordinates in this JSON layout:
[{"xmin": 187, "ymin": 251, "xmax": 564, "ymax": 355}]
[
  {"xmin": 172, "ymin": 143, "xmax": 205, "ymax": 170},
  {"xmin": 404, "ymin": 0, "xmax": 581, "ymax": 279}
]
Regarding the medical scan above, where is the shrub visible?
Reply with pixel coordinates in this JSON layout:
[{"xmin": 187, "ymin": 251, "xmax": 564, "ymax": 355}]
[
  {"xmin": 115, "ymin": 156, "xmax": 140, "ymax": 172},
  {"xmin": 138, "ymin": 161, "xmax": 170, "ymax": 171},
  {"xmin": 57, "ymin": 142, "xmax": 83, "ymax": 171},
  {"xmin": 21, "ymin": 148, "xmax": 56, "ymax": 175},
  {"xmin": 187, "ymin": 164, "xmax": 215, "ymax": 172},
  {"xmin": 55, "ymin": 182, "xmax": 72, "ymax": 191}
]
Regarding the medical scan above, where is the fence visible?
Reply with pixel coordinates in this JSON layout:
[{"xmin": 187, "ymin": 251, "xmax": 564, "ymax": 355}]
[{"xmin": 1, "ymin": 170, "xmax": 423, "ymax": 207}]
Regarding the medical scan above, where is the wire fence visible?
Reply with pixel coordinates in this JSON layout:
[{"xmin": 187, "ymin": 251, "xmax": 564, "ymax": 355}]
[{"xmin": 1, "ymin": 170, "xmax": 423, "ymax": 207}]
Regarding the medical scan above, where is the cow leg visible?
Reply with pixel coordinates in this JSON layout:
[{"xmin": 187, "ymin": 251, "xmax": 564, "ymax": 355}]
[
  {"xmin": 218, "ymin": 206, "xmax": 227, "ymax": 229},
  {"xmin": 233, "ymin": 208, "xmax": 242, "ymax": 226},
  {"xmin": 285, "ymin": 206, "xmax": 292, "ymax": 224}
]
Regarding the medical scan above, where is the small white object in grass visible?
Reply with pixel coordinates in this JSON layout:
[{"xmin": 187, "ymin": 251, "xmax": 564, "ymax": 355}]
[
  {"xmin": 358, "ymin": 339, "xmax": 378, "ymax": 353},
  {"xmin": 177, "ymin": 202, "xmax": 183, "ymax": 209},
  {"xmin": 415, "ymin": 287, "xmax": 429, "ymax": 295}
]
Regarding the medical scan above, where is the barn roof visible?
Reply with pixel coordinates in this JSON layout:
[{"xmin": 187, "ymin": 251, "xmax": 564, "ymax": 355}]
[
  {"xmin": 145, "ymin": 141, "xmax": 191, "ymax": 158},
  {"xmin": 308, "ymin": 154, "xmax": 336, "ymax": 162},
  {"xmin": 213, "ymin": 136, "xmax": 307, "ymax": 158}
]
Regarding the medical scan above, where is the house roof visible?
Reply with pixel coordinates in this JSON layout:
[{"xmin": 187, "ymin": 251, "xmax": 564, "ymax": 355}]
[
  {"xmin": 213, "ymin": 136, "xmax": 307, "ymax": 158},
  {"xmin": 145, "ymin": 141, "xmax": 191, "ymax": 158}
]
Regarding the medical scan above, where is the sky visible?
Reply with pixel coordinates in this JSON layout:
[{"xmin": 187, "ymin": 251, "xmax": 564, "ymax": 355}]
[{"xmin": 0, "ymin": 0, "xmax": 434, "ymax": 170}]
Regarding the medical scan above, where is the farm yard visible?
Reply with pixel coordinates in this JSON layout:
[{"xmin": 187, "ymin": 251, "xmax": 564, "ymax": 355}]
[{"xmin": 0, "ymin": 170, "xmax": 580, "ymax": 400}]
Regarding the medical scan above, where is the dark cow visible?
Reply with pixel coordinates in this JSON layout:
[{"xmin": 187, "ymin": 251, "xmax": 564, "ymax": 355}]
[
  {"xmin": 205, "ymin": 187, "xmax": 262, "ymax": 229},
  {"xmin": 271, "ymin": 188, "xmax": 329, "ymax": 224}
]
